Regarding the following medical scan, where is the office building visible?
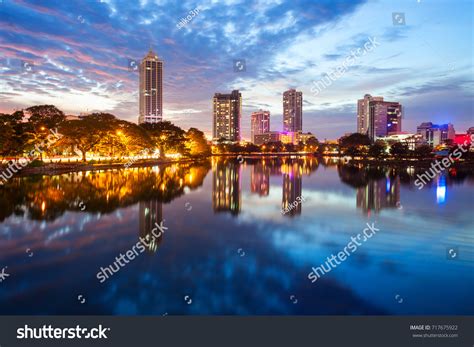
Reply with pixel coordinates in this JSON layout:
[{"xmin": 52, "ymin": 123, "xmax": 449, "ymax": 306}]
[
  {"xmin": 253, "ymin": 131, "xmax": 281, "ymax": 146},
  {"xmin": 357, "ymin": 94, "xmax": 402, "ymax": 140},
  {"xmin": 357, "ymin": 94, "xmax": 383, "ymax": 135},
  {"xmin": 416, "ymin": 122, "xmax": 455, "ymax": 147},
  {"xmin": 138, "ymin": 49, "xmax": 163, "ymax": 124},
  {"xmin": 251, "ymin": 110, "xmax": 270, "ymax": 144},
  {"xmin": 368, "ymin": 100, "xmax": 402, "ymax": 140},
  {"xmin": 213, "ymin": 90, "xmax": 242, "ymax": 142},
  {"xmin": 283, "ymin": 89, "xmax": 303, "ymax": 132}
]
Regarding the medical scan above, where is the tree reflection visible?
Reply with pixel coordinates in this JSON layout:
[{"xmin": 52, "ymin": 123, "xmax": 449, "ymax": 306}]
[{"xmin": 0, "ymin": 160, "xmax": 211, "ymax": 222}]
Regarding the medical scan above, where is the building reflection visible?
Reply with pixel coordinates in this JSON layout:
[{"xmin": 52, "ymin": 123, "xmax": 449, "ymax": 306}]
[
  {"xmin": 138, "ymin": 198, "xmax": 163, "ymax": 253},
  {"xmin": 356, "ymin": 176, "xmax": 400, "ymax": 214},
  {"xmin": 281, "ymin": 161, "xmax": 303, "ymax": 217},
  {"xmin": 212, "ymin": 160, "xmax": 241, "ymax": 215},
  {"xmin": 250, "ymin": 161, "xmax": 270, "ymax": 196}
]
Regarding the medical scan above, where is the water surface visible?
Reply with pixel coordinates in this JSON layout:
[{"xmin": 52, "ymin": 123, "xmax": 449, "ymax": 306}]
[{"xmin": 0, "ymin": 157, "xmax": 473, "ymax": 315}]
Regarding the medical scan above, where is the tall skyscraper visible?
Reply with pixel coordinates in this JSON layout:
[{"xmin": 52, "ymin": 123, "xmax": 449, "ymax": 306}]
[
  {"xmin": 283, "ymin": 89, "xmax": 303, "ymax": 132},
  {"xmin": 251, "ymin": 110, "xmax": 270, "ymax": 144},
  {"xmin": 213, "ymin": 90, "xmax": 241, "ymax": 142},
  {"xmin": 357, "ymin": 94, "xmax": 383, "ymax": 135},
  {"xmin": 138, "ymin": 49, "xmax": 163, "ymax": 124}
]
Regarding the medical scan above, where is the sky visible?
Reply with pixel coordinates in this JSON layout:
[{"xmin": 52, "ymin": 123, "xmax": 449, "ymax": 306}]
[{"xmin": 0, "ymin": 0, "xmax": 473, "ymax": 140}]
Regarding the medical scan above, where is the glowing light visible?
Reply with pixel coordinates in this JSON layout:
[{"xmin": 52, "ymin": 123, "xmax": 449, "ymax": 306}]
[{"xmin": 436, "ymin": 176, "xmax": 446, "ymax": 204}]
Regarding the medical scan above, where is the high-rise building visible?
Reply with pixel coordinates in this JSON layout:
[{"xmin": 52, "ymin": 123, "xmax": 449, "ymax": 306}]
[
  {"xmin": 357, "ymin": 94, "xmax": 383, "ymax": 135},
  {"xmin": 251, "ymin": 110, "xmax": 270, "ymax": 144},
  {"xmin": 369, "ymin": 100, "xmax": 402, "ymax": 140},
  {"xmin": 416, "ymin": 122, "xmax": 455, "ymax": 147},
  {"xmin": 138, "ymin": 49, "xmax": 163, "ymax": 124},
  {"xmin": 213, "ymin": 90, "xmax": 241, "ymax": 142},
  {"xmin": 283, "ymin": 89, "xmax": 303, "ymax": 132}
]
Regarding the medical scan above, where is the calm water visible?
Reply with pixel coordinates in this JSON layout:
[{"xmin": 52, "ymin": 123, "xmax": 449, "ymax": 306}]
[{"xmin": 0, "ymin": 157, "xmax": 473, "ymax": 315}]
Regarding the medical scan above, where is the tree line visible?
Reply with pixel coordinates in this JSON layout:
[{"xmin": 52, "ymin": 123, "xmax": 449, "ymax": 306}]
[{"xmin": 0, "ymin": 105, "xmax": 210, "ymax": 161}]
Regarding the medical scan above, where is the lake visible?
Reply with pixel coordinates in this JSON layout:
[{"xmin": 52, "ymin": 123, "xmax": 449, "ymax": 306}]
[{"xmin": 0, "ymin": 156, "xmax": 473, "ymax": 315}]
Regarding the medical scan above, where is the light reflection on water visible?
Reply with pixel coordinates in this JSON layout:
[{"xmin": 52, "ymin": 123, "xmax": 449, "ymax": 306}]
[{"xmin": 0, "ymin": 157, "xmax": 473, "ymax": 315}]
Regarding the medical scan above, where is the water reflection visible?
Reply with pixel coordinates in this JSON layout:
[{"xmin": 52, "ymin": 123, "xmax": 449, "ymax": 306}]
[
  {"xmin": 1, "ymin": 158, "xmax": 473, "ymax": 223},
  {"xmin": 0, "ymin": 157, "xmax": 473, "ymax": 315}
]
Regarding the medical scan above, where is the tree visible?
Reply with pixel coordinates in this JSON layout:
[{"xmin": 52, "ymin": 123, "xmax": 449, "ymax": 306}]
[
  {"xmin": 306, "ymin": 137, "xmax": 319, "ymax": 152},
  {"xmin": 141, "ymin": 121, "xmax": 188, "ymax": 157},
  {"xmin": 390, "ymin": 142, "xmax": 410, "ymax": 157},
  {"xmin": 115, "ymin": 121, "xmax": 153, "ymax": 156},
  {"xmin": 0, "ymin": 112, "xmax": 26, "ymax": 158},
  {"xmin": 26, "ymin": 105, "xmax": 65, "ymax": 129},
  {"xmin": 24, "ymin": 105, "xmax": 65, "ymax": 160},
  {"xmin": 414, "ymin": 145, "xmax": 433, "ymax": 158},
  {"xmin": 339, "ymin": 133, "xmax": 371, "ymax": 147},
  {"xmin": 344, "ymin": 146, "xmax": 361, "ymax": 157},
  {"xmin": 185, "ymin": 128, "xmax": 210, "ymax": 156},
  {"xmin": 58, "ymin": 113, "xmax": 116, "ymax": 162},
  {"xmin": 368, "ymin": 140, "xmax": 387, "ymax": 158}
]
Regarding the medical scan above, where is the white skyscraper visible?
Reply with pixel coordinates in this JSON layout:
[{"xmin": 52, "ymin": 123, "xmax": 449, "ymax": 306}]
[{"xmin": 138, "ymin": 49, "xmax": 163, "ymax": 124}]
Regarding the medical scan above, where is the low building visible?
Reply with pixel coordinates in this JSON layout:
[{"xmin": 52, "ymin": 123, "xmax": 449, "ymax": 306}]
[
  {"xmin": 297, "ymin": 132, "xmax": 317, "ymax": 144},
  {"xmin": 253, "ymin": 131, "xmax": 281, "ymax": 145},
  {"xmin": 416, "ymin": 122, "xmax": 455, "ymax": 147},
  {"xmin": 376, "ymin": 133, "xmax": 424, "ymax": 150}
]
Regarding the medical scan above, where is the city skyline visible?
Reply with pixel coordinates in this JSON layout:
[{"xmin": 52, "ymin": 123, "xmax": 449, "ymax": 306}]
[{"xmin": 0, "ymin": 0, "xmax": 472, "ymax": 140}]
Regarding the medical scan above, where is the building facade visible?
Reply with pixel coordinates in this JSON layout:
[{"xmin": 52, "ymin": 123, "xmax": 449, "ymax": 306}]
[
  {"xmin": 416, "ymin": 122, "xmax": 455, "ymax": 147},
  {"xmin": 138, "ymin": 49, "xmax": 163, "ymax": 124},
  {"xmin": 357, "ymin": 94, "xmax": 383, "ymax": 135},
  {"xmin": 283, "ymin": 89, "xmax": 303, "ymax": 132},
  {"xmin": 213, "ymin": 90, "xmax": 242, "ymax": 142},
  {"xmin": 251, "ymin": 110, "xmax": 270, "ymax": 144},
  {"xmin": 253, "ymin": 131, "xmax": 281, "ymax": 146},
  {"xmin": 357, "ymin": 94, "xmax": 402, "ymax": 140}
]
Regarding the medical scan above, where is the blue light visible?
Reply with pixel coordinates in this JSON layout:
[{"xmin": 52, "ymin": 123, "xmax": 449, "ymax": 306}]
[
  {"xmin": 436, "ymin": 176, "xmax": 446, "ymax": 204},
  {"xmin": 386, "ymin": 178, "xmax": 391, "ymax": 193}
]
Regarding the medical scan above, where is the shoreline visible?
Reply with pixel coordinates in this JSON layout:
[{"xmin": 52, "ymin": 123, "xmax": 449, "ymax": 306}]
[{"xmin": 1, "ymin": 153, "xmax": 474, "ymax": 178}]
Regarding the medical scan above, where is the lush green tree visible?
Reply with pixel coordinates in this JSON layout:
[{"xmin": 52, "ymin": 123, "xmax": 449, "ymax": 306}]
[
  {"xmin": 185, "ymin": 128, "xmax": 210, "ymax": 156},
  {"xmin": 390, "ymin": 142, "xmax": 410, "ymax": 157}
]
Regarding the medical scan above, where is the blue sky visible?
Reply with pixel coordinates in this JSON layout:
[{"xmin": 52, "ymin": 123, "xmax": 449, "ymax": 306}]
[{"xmin": 0, "ymin": 0, "xmax": 472, "ymax": 140}]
